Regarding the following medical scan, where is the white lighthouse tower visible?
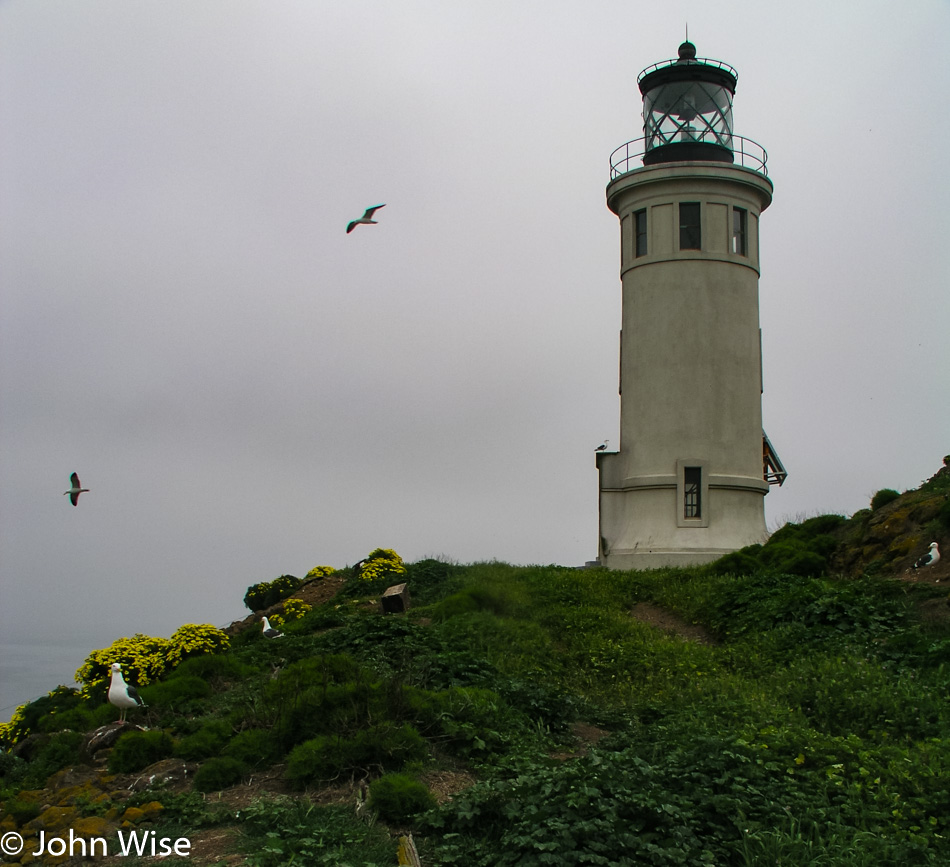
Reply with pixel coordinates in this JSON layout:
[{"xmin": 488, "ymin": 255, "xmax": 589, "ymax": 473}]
[{"xmin": 596, "ymin": 40, "xmax": 786, "ymax": 569}]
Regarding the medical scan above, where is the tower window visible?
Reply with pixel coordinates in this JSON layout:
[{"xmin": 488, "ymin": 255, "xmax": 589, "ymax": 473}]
[
  {"xmin": 634, "ymin": 209, "xmax": 647, "ymax": 257},
  {"xmin": 679, "ymin": 202, "xmax": 701, "ymax": 250},
  {"xmin": 684, "ymin": 466, "xmax": 702, "ymax": 518},
  {"xmin": 732, "ymin": 207, "xmax": 747, "ymax": 255}
]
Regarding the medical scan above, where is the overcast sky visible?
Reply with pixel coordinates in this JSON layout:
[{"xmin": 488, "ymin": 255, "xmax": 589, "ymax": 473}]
[{"xmin": 1, "ymin": 1, "xmax": 948, "ymax": 682}]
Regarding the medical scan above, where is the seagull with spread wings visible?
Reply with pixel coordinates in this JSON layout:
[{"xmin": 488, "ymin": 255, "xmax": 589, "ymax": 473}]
[
  {"xmin": 64, "ymin": 472, "xmax": 89, "ymax": 506},
  {"xmin": 346, "ymin": 204, "xmax": 386, "ymax": 233}
]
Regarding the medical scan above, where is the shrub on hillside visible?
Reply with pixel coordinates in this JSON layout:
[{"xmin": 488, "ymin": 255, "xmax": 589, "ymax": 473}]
[
  {"xmin": 769, "ymin": 514, "xmax": 847, "ymax": 542},
  {"xmin": 284, "ymin": 724, "xmax": 427, "ymax": 787},
  {"xmin": 283, "ymin": 598, "xmax": 312, "ymax": 620},
  {"xmin": 175, "ymin": 718, "xmax": 233, "ymax": 761},
  {"xmin": 871, "ymin": 488, "xmax": 901, "ymax": 511},
  {"xmin": 369, "ymin": 773, "xmax": 436, "ymax": 824},
  {"xmin": 708, "ymin": 515, "xmax": 845, "ymax": 579},
  {"xmin": 278, "ymin": 681, "xmax": 384, "ymax": 749},
  {"xmin": 244, "ymin": 575, "xmax": 302, "ymax": 612},
  {"xmin": 76, "ymin": 625, "xmax": 230, "ymax": 703},
  {"xmin": 30, "ymin": 732, "xmax": 85, "ymax": 777},
  {"xmin": 138, "ymin": 675, "xmax": 211, "ymax": 715},
  {"xmin": 305, "ymin": 565, "xmax": 336, "ymax": 580},
  {"xmin": 223, "ymin": 728, "xmax": 279, "ymax": 767},
  {"xmin": 936, "ymin": 498, "xmax": 950, "ymax": 531},
  {"xmin": 167, "ymin": 653, "xmax": 253, "ymax": 683},
  {"xmin": 358, "ymin": 548, "xmax": 407, "ymax": 584},
  {"xmin": 108, "ymin": 730, "xmax": 174, "ymax": 773},
  {"xmin": 758, "ymin": 543, "xmax": 827, "ymax": 578},
  {"xmin": 165, "ymin": 624, "xmax": 231, "ymax": 668},
  {"xmin": 0, "ymin": 704, "xmax": 30, "ymax": 749},
  {"xmin": 708, "ymin": 548, "xmax": 761, "ymax": 577},
  {"xmin": 404, "ymin": 557, "xmax": 460, "ymax": 605},
  {"xmin": 76, "ymin": 635, "xmax": 171, "ymax": 700},
  {"xmin": 0, "ymin": 732, "xmax": 85, "ymax": 792},
  {"xmin": 194, "ymin": 756, "xmax": 247, "ymax": 792},
  {"xmin": 0, "ymin": 687, "xmax": 88, "ymax": 747}
]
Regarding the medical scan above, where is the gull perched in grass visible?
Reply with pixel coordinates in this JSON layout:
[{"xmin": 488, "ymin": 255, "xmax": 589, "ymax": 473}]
[
  {"xmin": 108, "ymin": 663, "xmax": 147, "ymax": 723},
  {"xmin": 64, "ymin": 472, "xmax": 89, "ymax": 506},
  {"xmin": 346, "ymin": 204, "xmax": 385, "ymax": 234},
  {"xmin": 261, "ymin": 616, "xmax": 284, "ymax": 639}
]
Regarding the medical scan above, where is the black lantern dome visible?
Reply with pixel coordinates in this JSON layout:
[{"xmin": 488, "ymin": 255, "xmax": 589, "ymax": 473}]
[{"xmin": 638, "ymin": 41, "xmax": 738, "ymax": 165}]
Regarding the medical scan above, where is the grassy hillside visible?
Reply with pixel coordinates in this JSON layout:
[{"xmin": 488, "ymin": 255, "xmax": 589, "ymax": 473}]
[{"xmin": 1, "ymin": 462, "xmax": 949, "ymax": 866}]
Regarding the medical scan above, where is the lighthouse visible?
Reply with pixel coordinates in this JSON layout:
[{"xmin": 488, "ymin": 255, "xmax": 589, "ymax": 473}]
[{"xmin": 596, "ymin": 40, "xmax": 786, "ymax": 569}]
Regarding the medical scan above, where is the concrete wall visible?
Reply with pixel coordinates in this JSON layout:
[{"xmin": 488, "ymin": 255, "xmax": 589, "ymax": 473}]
[{"xmin": 598, "ymin": 162, "xmax": 774, "ymax": 569}]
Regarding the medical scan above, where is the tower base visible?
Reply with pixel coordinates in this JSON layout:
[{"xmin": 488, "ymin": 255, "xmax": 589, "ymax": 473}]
[
  {"xmin": 597, "ymin": 454, "xmax": 768, "ymax": 570},
  {"xmin": 600, "ymin": 547, "xmax": 739, "ymax": 570}
]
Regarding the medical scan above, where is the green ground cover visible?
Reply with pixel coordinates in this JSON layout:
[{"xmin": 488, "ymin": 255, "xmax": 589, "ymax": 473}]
[{"xmin": 2, "ymin": 505, "xmax": 949, "ymax": 865}]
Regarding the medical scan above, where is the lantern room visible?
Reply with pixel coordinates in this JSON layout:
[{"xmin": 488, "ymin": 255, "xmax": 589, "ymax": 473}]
[{"xmin": 639, "ymin": 41, "xmax": 737, "ymax": 165}]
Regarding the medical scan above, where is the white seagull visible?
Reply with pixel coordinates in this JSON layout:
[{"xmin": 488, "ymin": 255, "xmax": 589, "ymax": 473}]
[
  {"xmin": 595, "ymin": 440, "xmax": 609, "ymax": 452},
  {"xmin": 913, "ymin": 542, "xmax": 941, "ymax": 570},
  {"xmin": 261, "ymin": 616, "xmax": 284, "ymax": 639},
  {"xmin": 64, "ymin": 472, "xmax": 89, "ymax": 506},
  {"xmin": 346, "ymin": 204, "xmax": 386, "ymax": 234},
  {"xmin": 108, "ymin": 663, "xmax": 147, "ymax": 723}
]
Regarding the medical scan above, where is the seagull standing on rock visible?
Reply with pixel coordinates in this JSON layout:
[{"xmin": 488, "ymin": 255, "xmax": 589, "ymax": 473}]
[
  {"xmin": 261, "ymin": 616, "xmax": 284, "ymax": 639},
  {"xmin": 108, "ymin": 663, "xmax": 147, "ymax": 723},
  {"xmin": 346, "ymin": 204, "xmax": 385, "ymax": 233},
  {"xmin": 913, "ymin": 542, "xmax": 941, "ymax": 570},
  {"xmin": 64, "ymin": 472, "xmax": 89, "ymax": 506}
]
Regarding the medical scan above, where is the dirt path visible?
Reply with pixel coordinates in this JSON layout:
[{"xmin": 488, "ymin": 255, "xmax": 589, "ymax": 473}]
[{"xmin": 630, "ymin": 602, "xmax": 717, "ymax": 645}]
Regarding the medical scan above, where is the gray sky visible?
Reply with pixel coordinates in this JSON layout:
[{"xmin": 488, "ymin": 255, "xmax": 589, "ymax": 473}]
[{"xmin": 1, "ymin": 0, "xmax": 948, "ymax": 656}]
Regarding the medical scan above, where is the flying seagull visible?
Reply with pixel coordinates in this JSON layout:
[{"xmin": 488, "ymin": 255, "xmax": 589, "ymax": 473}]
[
  {"xmin": 108, "ymin": 663, "xmax": 147, "ymax": 723},
  {"xmin": 595, "ymin": 440, "xmax": 609, "ymax": 452},
  {"xmin": 261, "ymin": 616, "xmax": 284, "ymax": 639},
  {"xmin": 346, "ymin": 204, "xmax": 385, "ymax": 234},
  {"xmin": 64, "ymin": 472, "xmax": 89, "ymax": 506},
  {"xmin": 913, "ymin": 542, "xmax": 941, "ymax": 570}
]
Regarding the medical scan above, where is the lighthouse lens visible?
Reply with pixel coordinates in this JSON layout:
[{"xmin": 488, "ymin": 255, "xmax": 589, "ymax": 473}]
[{"xmin": 644, "ymin": 82, "xmax": 734, "ymax": 151}]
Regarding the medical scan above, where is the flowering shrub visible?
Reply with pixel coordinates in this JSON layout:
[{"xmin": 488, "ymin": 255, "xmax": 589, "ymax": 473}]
[
  {"xmin": 281, "ymin": 598, "xmax": 313, "ymax": 622},
  {"xmin": 359, "ymin": 548, "xmax": 407, "ymax": 583},
  {"xmin": 165, "ymin": 624, "xmax": 231, "ymax": 669},
  {"xmin": 305, "ymin": 565, "xmax": 336, "ymax": 580},
  {"xmin": 0, "ymin": 704, "xmax": 30, "ymax": 749},
  {"xmin": 0, "ymin": 687, "xmax": 90, "ymax": 749},
  {"xmin": 76, "ymin": 625, "xmax": 230, "ymax": 699},
  {"xmin": 244, "ymin": 575, "xmax": 303, "ymax": 611},
  {"xmin": 75, "ymin": 633, "xmax": 172, "ymax": 698}
]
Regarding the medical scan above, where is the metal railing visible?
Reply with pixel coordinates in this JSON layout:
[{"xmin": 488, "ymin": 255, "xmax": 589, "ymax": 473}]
[
  {"xmin": 609, "ymin": 135, "xmax": 768, "ymax": 179},
  {"xmin": 637, "ymin": 56, "xmax": 738, "ymax": 84}
]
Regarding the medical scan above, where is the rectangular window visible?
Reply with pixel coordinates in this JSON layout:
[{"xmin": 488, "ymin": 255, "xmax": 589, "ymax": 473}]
[
  {"xmin": 684, "ymin": 466, "xmax": 702, "ymax": 519},
  {"xmin": 732, "ymin": 207, "xmax": 747, "ymax": 255},
  {"xmin": 679, "ymin": 202, "xmax": 701, "ymax": 250},
  {"xmin": 634, "ymin": 209, "xmax": 647, "ymax": 257}
]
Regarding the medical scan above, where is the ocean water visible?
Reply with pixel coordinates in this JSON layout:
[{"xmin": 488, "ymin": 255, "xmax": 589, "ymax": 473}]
[{"xmin": 0, "ymin": 641, "xmax": 90, "ymax": 723}]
